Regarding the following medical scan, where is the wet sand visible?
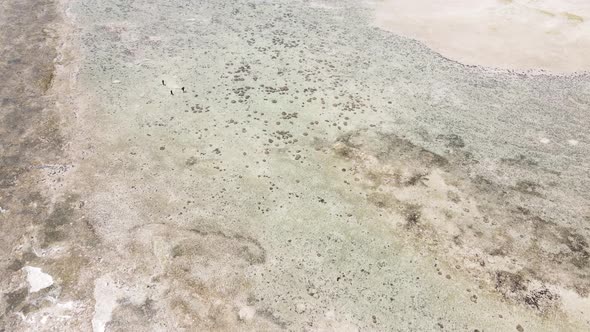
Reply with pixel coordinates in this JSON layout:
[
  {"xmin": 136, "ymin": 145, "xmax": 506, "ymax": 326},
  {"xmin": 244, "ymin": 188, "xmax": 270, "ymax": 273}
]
[{"xmin": 1, "ymin": 0, "xmax": 589, "ymax": 331}]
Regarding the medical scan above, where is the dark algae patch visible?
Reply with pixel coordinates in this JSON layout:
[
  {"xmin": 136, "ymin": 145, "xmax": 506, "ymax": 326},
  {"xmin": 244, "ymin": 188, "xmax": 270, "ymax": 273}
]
[{"xmin": 329, "ymin": 128, "xmax": 589, "ymax": 314}]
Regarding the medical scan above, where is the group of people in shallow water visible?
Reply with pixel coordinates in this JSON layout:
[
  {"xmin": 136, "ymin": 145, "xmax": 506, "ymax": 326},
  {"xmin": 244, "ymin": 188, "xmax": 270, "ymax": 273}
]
[{"xmin": 162, "ymin": 79, "xmax": 186, "ymax": 95}]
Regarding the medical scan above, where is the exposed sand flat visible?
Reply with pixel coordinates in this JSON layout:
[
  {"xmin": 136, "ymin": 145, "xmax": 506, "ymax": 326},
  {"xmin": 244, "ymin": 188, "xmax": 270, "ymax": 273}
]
[
  {"xmin": 373, "ymin": 0, "xmax": 590, "ymax": 73},
  {"xmin": 1, "ymin": 0, "xmax": 589, "ymax": 330}
]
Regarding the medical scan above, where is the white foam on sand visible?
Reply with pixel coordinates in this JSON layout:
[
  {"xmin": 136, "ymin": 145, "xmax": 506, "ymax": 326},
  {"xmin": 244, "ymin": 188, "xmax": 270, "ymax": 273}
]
[{"xmin": 372, "ymin": 0, "xmax": 590, "ymax": 73}]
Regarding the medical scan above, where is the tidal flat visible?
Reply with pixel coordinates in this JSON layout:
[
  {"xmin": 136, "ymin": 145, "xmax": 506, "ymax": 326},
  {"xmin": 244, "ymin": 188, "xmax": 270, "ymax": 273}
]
[{"xmin": 0, "ymin": 0, "xmax": 589, "ymax": 331}]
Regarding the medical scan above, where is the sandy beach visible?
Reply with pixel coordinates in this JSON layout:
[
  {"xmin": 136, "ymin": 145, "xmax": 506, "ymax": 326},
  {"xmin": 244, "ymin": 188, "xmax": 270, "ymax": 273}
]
[{"xmin": 1, "ymin": 0, "xmax": 589, "ymax": 331}]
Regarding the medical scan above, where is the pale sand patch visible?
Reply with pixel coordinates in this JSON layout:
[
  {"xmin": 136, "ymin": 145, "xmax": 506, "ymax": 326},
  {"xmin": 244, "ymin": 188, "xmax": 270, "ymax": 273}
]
[
  {"xmin": 373, "ymin": 0, "xmax": 590, "ymax": 73},
  {"xmin": 24, "ymin": 266, "xmax": 54, "ymax": 293}
]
